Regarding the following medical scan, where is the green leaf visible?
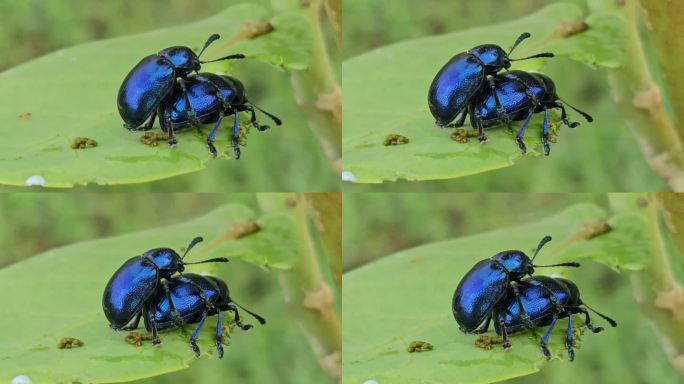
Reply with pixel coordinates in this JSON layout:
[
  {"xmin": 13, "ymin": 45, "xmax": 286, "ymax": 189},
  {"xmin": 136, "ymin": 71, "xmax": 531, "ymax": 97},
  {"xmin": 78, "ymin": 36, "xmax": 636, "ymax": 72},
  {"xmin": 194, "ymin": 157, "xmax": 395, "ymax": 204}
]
[
  {"xmin": 342, "ymin": 204, "xmax": 645, "ymax": 384},
  {"xmin": 0, "ymin": 3, "xmax": 311, "ymax": 187},
  {"xmin": 0, "ymin": 204, "xmax": 296, "ymax": 384},
  {"xmin": 342, "ymin": 3, "xmax": 625, "ymax": 183}
]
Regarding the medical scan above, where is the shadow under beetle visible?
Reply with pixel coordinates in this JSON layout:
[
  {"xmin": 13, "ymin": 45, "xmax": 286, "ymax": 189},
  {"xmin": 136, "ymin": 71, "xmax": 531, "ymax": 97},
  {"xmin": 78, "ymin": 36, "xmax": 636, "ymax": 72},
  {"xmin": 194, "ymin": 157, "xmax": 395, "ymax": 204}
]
[
  {"xmin": 492, "ymin": 275, "xmax": 617, "ymax": 361},
  {"xmin": 452, "ymin": 236, "xmax": 580, "ymax": 334},
  {"xmin": 143, "ymin": 273, "xmax": 266, "ymax": 358},
  {"xmin": 428, "ymin": 32, "xmax": 553, "ymax": 127},
  {"xmin": 117, "ymin": 34, "xmax": 244, "ymax": 146},
  {"xmin": 468, "ymin": 70, "xmax": 593, "ymax": 155},
  {"xmin": 160, "ymin": 72, "xmax": 282, "ymax": 159},
  {"xmin": 102, "ymin": 236, "xmax": 229, "ymax": 346}
]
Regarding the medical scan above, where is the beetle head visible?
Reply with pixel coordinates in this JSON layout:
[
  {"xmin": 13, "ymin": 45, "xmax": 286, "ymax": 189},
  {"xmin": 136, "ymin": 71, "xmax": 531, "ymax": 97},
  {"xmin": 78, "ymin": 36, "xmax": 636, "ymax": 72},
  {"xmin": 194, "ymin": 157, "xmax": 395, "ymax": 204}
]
[
  {"xmin": 144, "ymin": 248, "xmax": 184, "ymax": 277},
  {"xmin": 469, "ymin": 45, "xmax": 510, "ymax": 74},
  {"xmin": 159, "ymin": 46, "xmax": 198, "ymax": 76},
  {"xmin": 491, "ymin": 250, "xmax": 534, "ymax": 280}
]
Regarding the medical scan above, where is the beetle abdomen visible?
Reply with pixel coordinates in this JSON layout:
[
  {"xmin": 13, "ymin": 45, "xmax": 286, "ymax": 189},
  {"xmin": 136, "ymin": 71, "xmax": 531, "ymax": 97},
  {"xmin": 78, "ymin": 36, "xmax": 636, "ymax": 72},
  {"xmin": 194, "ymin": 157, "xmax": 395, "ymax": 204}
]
[
  {"xmin": 428, "ymin": 53, "xmax": 485, "ymax": 126},
  {"xmin": 102, "ymin": 257, "xmax": 159, "ymax": 328},
  {"xmin": 117, "ymin": 55, "xmax": 175, "ymax": 127},
  {"xmin": 452, "ymin": 260, "xmax": 508, "ymax": 332}
]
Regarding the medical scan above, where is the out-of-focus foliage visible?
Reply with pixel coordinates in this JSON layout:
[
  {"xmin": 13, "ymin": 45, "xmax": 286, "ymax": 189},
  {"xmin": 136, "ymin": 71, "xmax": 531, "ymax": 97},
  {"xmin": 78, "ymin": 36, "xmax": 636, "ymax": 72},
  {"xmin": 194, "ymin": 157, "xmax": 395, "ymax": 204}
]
[
  {"xmin": 343, "ymin": 193, "xmax": 682, "ymax": 384},
  {"xmin": 0, "ymin": 193, "xmax": 333, "ymax": 384},
  {"xmin": 0, "ymin": 0, "xmax": 337, "ymax": 192},
  {"xmin": 342, "ymin": 0, "xmax": 667, "ymax": 191}
]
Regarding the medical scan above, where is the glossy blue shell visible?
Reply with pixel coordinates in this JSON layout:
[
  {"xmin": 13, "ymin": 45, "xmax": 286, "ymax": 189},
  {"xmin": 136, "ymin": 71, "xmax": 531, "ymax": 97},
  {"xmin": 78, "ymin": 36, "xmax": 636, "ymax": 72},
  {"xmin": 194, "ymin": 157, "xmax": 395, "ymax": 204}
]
[
  {"xmin": 452, "ymin": 259, "xmax": 508, "ymax": 332},
  {"xmin": 494, "ymin": 276, "xmax": 572, "ymax": 334},
  {"xmin": 117, "ymin": 55, "xmax": 176, "ymax": 127},
  {"xmin": 102, "ymin": 257, "xmax": 160, "ymax": 328},
  {"xmin": 471, "ymin": 70, "xmax": 552, "ymax": 127},
  {"xmin": 428, "ymin": 52, "xmax": 485, "ymax": 126},
  {"xmin": 164, "ymin": 73, "xmax": 244, "ymax": 130},
  {"xmin": 145, "ymin": 274, "xmax": 229, "ymax": 331}
]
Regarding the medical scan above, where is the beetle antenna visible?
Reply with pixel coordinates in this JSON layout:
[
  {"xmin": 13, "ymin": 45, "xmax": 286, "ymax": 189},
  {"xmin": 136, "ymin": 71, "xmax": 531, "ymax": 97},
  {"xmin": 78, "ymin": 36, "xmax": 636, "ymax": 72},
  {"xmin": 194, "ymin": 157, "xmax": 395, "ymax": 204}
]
[
  {"xmin": 200, "ymin": 53, "xmax": 246, "ymax": 64},
  {"xmin": 198, "ymin": 34, "xmax": 221, "ymax": 58},
  {"xmin": 510, "ymin": 52, "xmax": 555, "ymax": 61},
  {"xmin": 583, "ymin": 303, "xmax": 617, "ymax": 327},
  {"xmin": 530, "ymin": 235, "xmax": 552, "ymax": 262},
  {"xmin": 251, "ymin": 103, "xmax": 283, "ymax": 125},
  {"xmin": 533, "ymin": 262, "xmax": 581, "ymax": 268},
  {"xmin": 508, "ymin": 32, "xmax": 531, "ymax": 55},
  {"xmin": 559, "ymin": 97, "xmax": 593, "ymax": 122},
  {"xmin": 184, "ymin": 257, "xmax": 229, "ymax": 264},
  {"xmin": 181, "ymin": 236, "xmax": 204, "ymax": 260},
  {"xmin": 233, "ymin": 301, "xmax": 267, "ymax": 324}
]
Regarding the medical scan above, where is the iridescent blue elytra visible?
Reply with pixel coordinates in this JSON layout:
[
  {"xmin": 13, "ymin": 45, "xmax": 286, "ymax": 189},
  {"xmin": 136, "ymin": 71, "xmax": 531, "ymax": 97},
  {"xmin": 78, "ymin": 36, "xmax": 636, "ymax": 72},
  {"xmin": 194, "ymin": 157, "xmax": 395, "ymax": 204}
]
[
  {"xmin": 428, "ymin": 32, "xmax": 554, "ymax": 127},
  {"xmin": 159, "ymin": 72, "xmax": 282, "ymax": 159},
  {"xmin": 490, "ymin": 276, "xmax": 617, "ymax": 361},
  {"xmin": 468, "ymin": 70, "xmax": 594, "ymax": 155},
  {"xmin": 101, "ymin": 236, "xmax": 229, "ymax": 346},
  {"xmin": 143, "ymin": 273, "xmax": 266, "ymax": 358},
  {"xmin": 116, "ymin": 34, "xmax": 245, "ymax": 138},
  {"xmin": 452, "ymin": 236, "xmax": 581, "ymax": 333}
]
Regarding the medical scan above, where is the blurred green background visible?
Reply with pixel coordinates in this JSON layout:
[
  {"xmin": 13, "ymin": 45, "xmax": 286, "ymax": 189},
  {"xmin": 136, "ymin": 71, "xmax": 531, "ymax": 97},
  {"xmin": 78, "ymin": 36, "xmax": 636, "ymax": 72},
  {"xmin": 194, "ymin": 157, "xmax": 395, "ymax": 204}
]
[
  {"xmin": 343, "ymin": 193, "xmax": 681, "ymax": 384},
  {"xmin": 0, "ymin": 0, "xmax": 337, "ymax": 192},
  {"xmin": 342, "ymin": 0, "xmax": 668, "ymax": 192},
  {"xmin": 0, "ymin": 193, "xmax": 333, "ymax": 383}
]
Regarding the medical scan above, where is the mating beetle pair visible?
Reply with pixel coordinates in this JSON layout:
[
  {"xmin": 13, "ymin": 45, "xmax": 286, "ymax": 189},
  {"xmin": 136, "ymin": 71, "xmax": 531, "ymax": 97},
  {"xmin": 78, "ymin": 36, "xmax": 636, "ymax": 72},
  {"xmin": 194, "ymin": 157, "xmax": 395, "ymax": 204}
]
[
  {"xmin": 452, "ymin": 236, "xmax": 616, "ymax": 360},
  {"xmin": 428, "ymin": 33, "xmax": 592, "ymax": 155},
  {"xmin": 102, "ymin": 236, "xmax": 265, "ymax": 357},
  {"xmin": 117, "ymin": 34, "xmax": 281, "ymax": 159}
]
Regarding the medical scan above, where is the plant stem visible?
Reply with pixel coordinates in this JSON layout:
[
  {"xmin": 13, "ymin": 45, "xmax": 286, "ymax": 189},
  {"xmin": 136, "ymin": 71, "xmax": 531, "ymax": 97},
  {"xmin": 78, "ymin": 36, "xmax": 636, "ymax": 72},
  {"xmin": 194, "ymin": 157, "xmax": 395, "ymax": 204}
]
[
  {"xmin": 600, "ymin": 1, "xmax": 684, "ymax": 190},
  {"xmin": 257, "ymin": 193, "xmax": 341, "ymax": 382},
  {"xmin": 273, "ymin": 0, "xmax": 342, "ymax": 175}
]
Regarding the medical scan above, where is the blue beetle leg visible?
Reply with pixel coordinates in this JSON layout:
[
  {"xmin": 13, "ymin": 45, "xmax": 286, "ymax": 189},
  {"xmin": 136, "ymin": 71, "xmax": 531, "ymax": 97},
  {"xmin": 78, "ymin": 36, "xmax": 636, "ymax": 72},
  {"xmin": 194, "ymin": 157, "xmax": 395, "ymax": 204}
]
[
  {"xmin": 540, "ymin": 315, "xmax": 558, "ymax": 360},
  {"xmin": 472, "ymin": 314, "xmax": 492, "ymax": 334},
  {"xmin": 565, "ymin": 311, "xmax": 575, "ymax": 361},
  {"xmin": 215, "ymin": 310, "xmax": 224, "ymax": 358},
  {"xmin": 227, "ymin": 302, "xmax": 254, "ymax": 331},
  {"xmin": 473, "ymin": 111, "xmax": 487, "ymax": 144},
  {"xmin": 542, "ymin": 107, "xmax": 550, "ymax": 156},
  {"xmin": 496, "ymin": 315, "xmax": 511, "ymax": 350},
  {"xmin": 121, "ymin": 311, "xmax": 142, "ymax": 331},
  {"xmin": 190, "ymin": 311, "xmax": 208, "ymax": 357},
  {"xmin": 515, "ymin": 109, "xmax": 534, "ymax": 154},
  {"xmin": 206, "ymin": 110, "xmax": 225, "ymax": 158},
  {"xmin": 232, "ymin": 109, "xmax": 241, "ymax": 160},
  {"xmin": 488, "ymin": 77, "xmax": 510, "ymax": 125},
  {"xmin": 511, "ymin": 283, "xmax": 536, "ymax": 332},
  {"xmin": 159, "ymin": 107, "xmax": 177, "ymax": 146}
]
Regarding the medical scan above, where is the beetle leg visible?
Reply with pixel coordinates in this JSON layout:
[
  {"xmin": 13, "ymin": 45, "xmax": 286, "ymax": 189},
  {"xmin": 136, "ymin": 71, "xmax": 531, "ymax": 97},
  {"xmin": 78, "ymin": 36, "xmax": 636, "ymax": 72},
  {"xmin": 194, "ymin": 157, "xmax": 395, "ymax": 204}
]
[
  {"xmin": 540, "ymin": 314, "xmax": 558, "ymax": 360},
  {"xmin": 565, "ymin": 310, "xmax": 575, "ymax": 361},
  {"xmin": 226, "ymin": 302, "xmax": 253, "ymax": 331},
  {"xmin": 190, "ymin": 311, "xmax": 208, "ymax": 357},
  {"xmin": 472, "ymin": 314, "xmax": 492, "ymax": 334},
  {"xmin": 216, "ymin": 310, "xmax": 224, "ymax": 358},
  {"xmin": 542, "ymin": 107, "xmax": 550, "ymax": 156},
  {"xmin": 144, "ymin": 307, "xmax": 162, "ymax": 346},
  {"xmin": 511, "ymin": 283, "xmax": 536, "ymax": 335},
  {"xmin": 143, "ymin": 110, "xmax": 157, "ymax": 131},
  {"xmin": 488, "ymin": 76, "xmax": 510, "ymax": 125},
  {"xmin": 206, "ymin": 110, "xmax": 225, "ymax": 158},
  {"xmin": 473, "ymin": 111, "xmax": 487, "ymax": 144},
  {"xmin": 121, "ymin": 311, "xmax": 142, "ymax": 331},
  {"xmin": 232, "ymin": 109, "xmax": 241, "ymax": 160},
  {"xmin": 445, "ymin": 109, "xmax": 468, "ymax": 128},
  {"xmin": 159, "ymin": 107, "xmax": 177, "ymax": 146},
  {"xmin": 497, "ymin": 314, "xmax": 511, "ymax": 351},
  {"xmin": 515, "ymin": 109, "xmax": 534, "ymax": 155},
  {"xmin": 178, "ymin": 78, "xmax": 201, "ymax": 127},
  {"xmin": 571, "ymin": 307, "xmax": 603, "ymax": 333},
  {"xmin": 236, "ymin": 105, "xmax": 270, "ymax": 132},
  {"xmin": 161, "ymin": 280, "xmax": 183, "ymax": 328},
  {"xmin": 552, "ymin": 101, "xmax": 580, "ymax": 128}
]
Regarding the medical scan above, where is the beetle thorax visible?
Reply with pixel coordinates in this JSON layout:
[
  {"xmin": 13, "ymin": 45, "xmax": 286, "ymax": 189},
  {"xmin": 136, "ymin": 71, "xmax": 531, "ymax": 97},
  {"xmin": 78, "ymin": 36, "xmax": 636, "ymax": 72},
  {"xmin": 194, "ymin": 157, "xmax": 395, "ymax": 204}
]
[{"xmin": 159, "ymin": 46, "xmax": 200, "ymax": 76}]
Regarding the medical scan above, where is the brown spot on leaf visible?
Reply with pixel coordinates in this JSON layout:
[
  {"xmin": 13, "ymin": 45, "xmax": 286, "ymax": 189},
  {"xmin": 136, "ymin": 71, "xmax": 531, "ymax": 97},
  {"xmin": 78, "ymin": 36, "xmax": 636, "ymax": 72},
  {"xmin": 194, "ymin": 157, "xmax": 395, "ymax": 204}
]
[
  {"xmin": 555, "ymin": 20, "xmax": 590, "ymax": 38},
  {"xmin": 71, "ymin": 137, "xmax": 98, "ymax": 149},
  {"xmin": 632, "ymin": 83, "xmax": 663, "ymax": 119},
  {"xmin": 139, "ymin": 132, "xmax": 169, "ymax": 147},
  {"xmin": 57, "ymin": 337, "xmax": 83, "ymax": 349},
  {"xmin": 316, "ymin": 86, "xmax": 342, "ymax": 124},
  {"xmin": 227, "ymin": 221, "xmax": 261, "ymax": 239},
  {"xmin": 451, "ymin": 129, "xmax": 479, "ymax": 144},
  {"xmin": 18, "ymin": 112, "xmax": 32, "ymax": 120},
  {"xmin": 475, "ymin": 335, "xmax": 503, "ymax": 350},
  {"xmin": 383, "ymin": 134, "xmax": 410, "ymax": 146},
  {"xmin": 242, "ymin": 21, "xmax": 275, "ymax": 39},
  {"xmin": 303, "ymin": 283, "xmax": 334, "ymax": 320},
  {"xmin": 407, "ymin": 340, "xmax": 433, "ymax": 353},
  {"xmin": 125, "ymin": 332, "xmax": 153, "ymax": 347},
  {"xmin": 655, "ymin": 284, "xmax": 684, "ymax": 321}
]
